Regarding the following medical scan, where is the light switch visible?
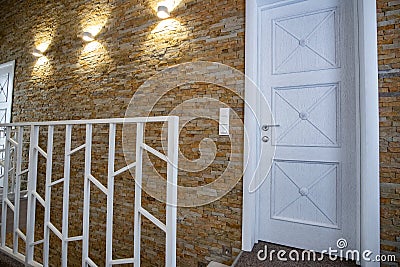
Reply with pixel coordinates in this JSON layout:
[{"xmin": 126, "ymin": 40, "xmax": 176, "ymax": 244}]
[{"xmin": 219, "ymin": 108, "xmax": 230, "ymax": 136}]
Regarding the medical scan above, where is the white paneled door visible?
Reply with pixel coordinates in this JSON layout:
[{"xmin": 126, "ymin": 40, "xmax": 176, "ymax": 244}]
[
  {"xmin": 0, "ymin": 61, "xmax": 15, "ymax": 188},
  {"xmin": 258, "ymin": 0, "xmax": 358, "ymax": 252}
]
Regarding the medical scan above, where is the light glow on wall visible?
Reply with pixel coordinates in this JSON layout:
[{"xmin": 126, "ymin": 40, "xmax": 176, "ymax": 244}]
[
  {"xmin": 146, "ymin": 18, "xmax": 188, "ymax": 58},
  {"xmin": 82, "ymin": 41, "xmax": 104, "ymax": 54},
  {"xmin": 32, "ymin": 56, "xmax": 53, "ymax": 78},
  {"xmin": 151, "ymin": 18, "xmax": 185, "ymax": 35},
  {"xmin": 80, "ymin": 2, "xmax": 111, "ymax": 39},
  {"xmin": 79, "ymin": 41, "xmax": 111, "ymax": 73},
  {"xmin": 36, "ymin": 41, "xmax": 51, "ymax": 53}
]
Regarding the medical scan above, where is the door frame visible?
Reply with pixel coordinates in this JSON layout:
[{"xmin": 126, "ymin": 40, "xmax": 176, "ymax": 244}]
[
  {"xmin": 0, "ymin": 60, "xmax": 15, "ymax": 124},
  {"xmin": 242, "ymin": 0, "xmax": 380, "ymax": 265}
]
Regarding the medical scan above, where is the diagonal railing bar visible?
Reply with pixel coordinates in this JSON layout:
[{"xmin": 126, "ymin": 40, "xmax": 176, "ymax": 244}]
[
  {"xmin": 31, "ymin": 239, "xmax": 44, "ymax": 246},
  {"xmin": 7, "ymin": 136, "xmax": 18, "ymax": 147},
  {"xmin": 66, "ymin": 235, "xmax": 83, "ymax": 242},
  {"xmin": 47, "ymin": 222, "xmax": 63, "ymax": 240},
  {"xmin": 0, "ymin": 117, "xmax": 179, "ymax": 267},
  {"xmin": 19, "ymin": 168, "xmax": 29, "ymax": 175},
  {"xmin": 35, "ymin": 145, "xmax": 47, "ymax": 159},
  {"xmin": 141, "ymin": 143, "xmax": 168, "ymax": 162},
  {"xmin": 16, "ymin": 229, "xmax": 26, "ymax": 242},
  {"xmin": 139, "ymin": 207, "xmax": 167, "ymax": 232},
  {"xmin": 110, "ymin": 257, "xmax": 135, "ymax": 265},
  {"xmin": 4, "ymin": 199, "xmax": 14, "ymax": 212},
  {"xmin": 67, "ymin": 143, "xmax": 86, "ymax": 156},
  {"xmin": 32, "ymin": 192, "xmax": 45, "ymax": 207},
  {"xmin": 87, "ymin": 174, "xmax": 108, "ymax": 195},
  {"xmin": 49, "ymin": 178, "xmax": 64, "ymax": 187},
  {"xmin": 113, "ymin": 162, "xmax": 136, "ymax": 177}
]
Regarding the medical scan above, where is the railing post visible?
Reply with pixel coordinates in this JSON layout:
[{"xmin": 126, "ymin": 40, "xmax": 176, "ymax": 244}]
[
  {"xmin": 26, "ymin": 125, "xmax": 39, "ymax": 265},
  {"xmin": 1, "ymin": 126, "xmax": 11, "ymax": 247},
  {"xmin": 133, "ymin": 122, "xmax": 144, "ymax": 267},
  {"xmin": 61, "ymin": 125, "xmax": 72, "ymax": 267},
  {"xmin": 166, "ymin": 117, "xmax": 179, "ymax": 267},
  {"xmin": 11, "ymin": 130, "xmax": 17, "ymax": 195},
  {"xmin": 106, "ymin": 123, "xmax": 116, "ymax": 267},
  {"xmin": 43, "ymin": 126, "xmax": 54, "ymax": 266},
  {"xmin": 13, "ymin": 126, "xmax": 24, "ymax": 254},
  {"xmin": 82, "ymin": 124, "xmax": 92, "ymax": 267}
]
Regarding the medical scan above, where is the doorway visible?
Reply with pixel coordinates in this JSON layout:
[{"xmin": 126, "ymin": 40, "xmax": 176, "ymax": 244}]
[{"xmin": 242, "ymin": 0, "xmax": 380, "ymax": 263}]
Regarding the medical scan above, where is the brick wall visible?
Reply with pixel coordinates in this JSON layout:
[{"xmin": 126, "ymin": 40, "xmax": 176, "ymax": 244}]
[
  {"xmin": 0, "ymin": 0, "xmax": 244, "ymax": 266},
  {"xmin": 377, "ymin": 0, "xmax": 400, "ymax": 266},
  {"xmin": 1, "ymin": 0, "xmax": 400, "ymax": 266}
]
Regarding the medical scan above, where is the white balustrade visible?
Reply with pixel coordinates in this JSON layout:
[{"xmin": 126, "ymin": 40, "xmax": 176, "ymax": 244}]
[{"xmin": 0, "ymin": 117, "xmax": 179, "ymax": 267}]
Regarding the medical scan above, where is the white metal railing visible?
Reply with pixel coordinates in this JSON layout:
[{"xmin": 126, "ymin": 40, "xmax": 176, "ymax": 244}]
[{"xmin": 0, "ymin": 116, "xmax": 179, "ymax": 267}]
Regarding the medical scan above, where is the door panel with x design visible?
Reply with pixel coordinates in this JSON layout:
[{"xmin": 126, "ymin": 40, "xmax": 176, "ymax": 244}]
[
  {"xmin": 273, "ymin": 8, "xmax": 339, "ymax": 74},
  {"xmin": 272, "ymin": 83, "xmax": 339, "ymax": 147},
  {"xmin": 271, "ymin": 160, "xmax": 340, "ymax": 229}
]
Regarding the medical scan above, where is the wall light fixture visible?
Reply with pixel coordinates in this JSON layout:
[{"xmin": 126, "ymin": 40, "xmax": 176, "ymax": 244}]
[
  {"xmin": 82, "ymin": 32, "xmax": 95, "ymax": 42},
  {"xmin": 157, "ymin": 5, "xmax": 170, "ymax": 19},
  {"xmin": 32, "ymin": 48, "xmax": 44, "ymax": 57}
]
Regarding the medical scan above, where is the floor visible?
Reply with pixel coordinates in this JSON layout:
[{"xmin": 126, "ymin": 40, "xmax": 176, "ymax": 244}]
[
  {"xmin": 0, "ymin": 251, "xmax": 24, "ymax": 267},
  {"xmin": 234, "ymin": 242, "xmax": 358, "ymax": 266},
  {"xmin": 0, "ymin": 241, "xmax": 360, "ymax": 267}
]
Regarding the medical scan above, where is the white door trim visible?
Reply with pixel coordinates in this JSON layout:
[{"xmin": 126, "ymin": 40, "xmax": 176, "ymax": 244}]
[
  {"xmin": 242, "ymin": 0, "xmax": 380, "ymax": 266},
  {"xmin": 0, "ymin": 60, "xmax": 16, "ymax": 124}
]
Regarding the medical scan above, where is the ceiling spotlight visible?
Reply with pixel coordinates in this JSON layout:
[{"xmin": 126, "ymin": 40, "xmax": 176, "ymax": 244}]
[
  {"xmin": 82, "ymin": 32, "xmax": 95, "ymax": 42},
  {"xmin": 32, "ymin": 48, "xmax": 44, "ymax": 57},
  {"xmin": 157, "ymin": 5, "xmax": 170, "ymax": 19}
]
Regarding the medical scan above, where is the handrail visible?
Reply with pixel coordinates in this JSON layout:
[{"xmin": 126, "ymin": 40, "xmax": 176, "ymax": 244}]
[
  {"xmin": 0, "ymin": 116, "xmax": 173, "ymax": 127},
  {"xmin": 0, "ymin": 116, "xmax": 179, "ymax": 267}
]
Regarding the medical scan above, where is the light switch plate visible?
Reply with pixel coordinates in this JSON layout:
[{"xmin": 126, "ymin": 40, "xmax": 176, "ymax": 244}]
[{"xmin": 219, "ymin": 108, "xmax": 230, "ymax": 136}]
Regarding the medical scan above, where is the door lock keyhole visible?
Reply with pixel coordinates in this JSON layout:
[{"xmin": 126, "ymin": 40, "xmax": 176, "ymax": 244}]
[{"xmin": 262, "ymin": 136, "xmax": 269, "ymax": 143}]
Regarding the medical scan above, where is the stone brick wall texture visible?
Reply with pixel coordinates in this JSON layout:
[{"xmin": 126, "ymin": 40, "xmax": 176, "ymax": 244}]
[
  {"xmin": 377, "ymin": 0, "xmax": 400, "ymax": 266},
  {"xmin": 0, "ymin": 0, "xmax": 244, "ymax": 266},
  {"xmin": 1, "ymin": 0, "xmax": 400, "ymax": 266}
]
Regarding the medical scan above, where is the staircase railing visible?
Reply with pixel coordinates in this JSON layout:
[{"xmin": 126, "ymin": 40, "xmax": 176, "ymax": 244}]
[{"xmin": 0, "ymin": 116, "xmax": 179, "ymax": 267}]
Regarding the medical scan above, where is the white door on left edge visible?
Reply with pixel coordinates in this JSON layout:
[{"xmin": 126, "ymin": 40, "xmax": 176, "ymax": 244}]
[
  {"xmin": 257, "ymin": 0, "xmax": 359, "ymax": 252},
  {"xmin": 0, "ymin": 61, "xmax": 15, "ymax": 188}
]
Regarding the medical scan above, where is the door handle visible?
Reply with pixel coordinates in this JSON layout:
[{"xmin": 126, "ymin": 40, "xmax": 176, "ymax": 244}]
[{"xmin": 262, "ymin": 124, "xmax": 280, "ymax": 131}]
